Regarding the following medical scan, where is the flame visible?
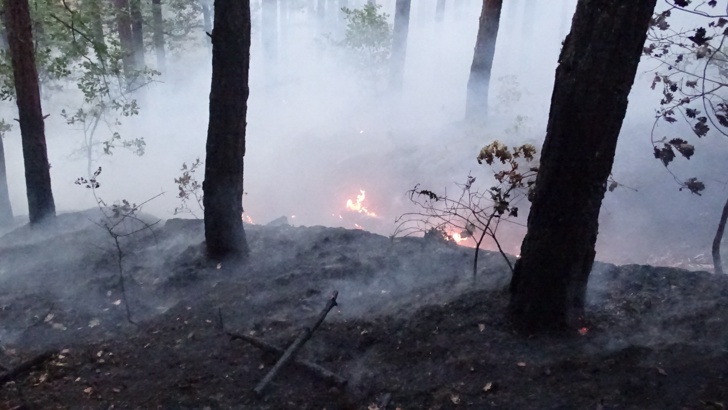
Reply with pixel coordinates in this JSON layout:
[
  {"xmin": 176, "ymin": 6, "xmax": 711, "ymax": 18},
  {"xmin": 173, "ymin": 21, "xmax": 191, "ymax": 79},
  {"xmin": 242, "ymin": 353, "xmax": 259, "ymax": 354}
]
[
  {"xmin": 242, "ymin": 214, "xmax": 254, "ymax": 224},
  {"xmin": 345, "ymin": 190, "xmax": 377, "ymax": 217},
  {"xmin": 450, "ymin": 232, "xmax": 466, "ymax": 243},
  {"xmin": 578, "ymin": 327, "xmax": 588, "ymax": 336}
]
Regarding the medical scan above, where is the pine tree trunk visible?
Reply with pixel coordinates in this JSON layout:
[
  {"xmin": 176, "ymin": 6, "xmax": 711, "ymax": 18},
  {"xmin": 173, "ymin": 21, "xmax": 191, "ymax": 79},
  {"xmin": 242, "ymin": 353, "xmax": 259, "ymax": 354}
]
[
  {"xmin": 0, "ymin": 135, "xmax": 13, "ymax": 228},
  {"xmin": 389, "ymin": 0, "xmax": 410, "ymax": 91},
  {"xmin": 129, "ymin": 0, "xmax": 145, "ymax": 69},
  {"xmin": 85, "ymin": 0, "xmax": 106, "ymax": 58},
  {"xmin": 203, "ymin": 0, "xmax": 251, "ymax": 260},
  {"xmin": 113, "ymin": 0, "xmax": 138, "ymax": 89},
  {"xmin": 508, "ymin": 0, "xmax": 657, "ymax": 331},
  {"xmin": 435, "ymin": 0, "xmax": 445, "ymax": 22},
  {"xmin": 151, "ymin": 0, "xmax": 166, "ymax": 72},
  {"xmin": 465, "ymin": 0, "xmax": 502, "ymax": 122},
  {"xmin": 5, "ymin": 0, "xmax": 55, "ymax": 226}
]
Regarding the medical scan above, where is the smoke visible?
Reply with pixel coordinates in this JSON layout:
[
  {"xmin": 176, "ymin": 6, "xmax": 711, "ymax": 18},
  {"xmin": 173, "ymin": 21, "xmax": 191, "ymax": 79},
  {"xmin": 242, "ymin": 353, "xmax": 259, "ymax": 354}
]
[{"xmin": 0, "ymin": 0, "xmax": 725, "ymax": 268}]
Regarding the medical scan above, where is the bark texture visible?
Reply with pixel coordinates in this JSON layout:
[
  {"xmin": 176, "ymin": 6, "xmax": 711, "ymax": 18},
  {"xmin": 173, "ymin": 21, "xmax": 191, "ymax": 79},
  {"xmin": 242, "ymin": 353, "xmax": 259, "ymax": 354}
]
[
  {"xmin": 0, "ymin": 135, "xmax": 13, "ymax": 228},
  {"xmin": 203, "ymin": 0, "xmax": 251, "ymax": 260},
  {"xmin": 465, "ymin": 0, "xmax": 502, "ymax": 121},
  {"xmin": 151, "ymin": 0, "xmax": 166, "ymax": 72},
  {"xmin": 389, "ymin": 0, "xmax": 411, "ymax": 90},
  {"xmin": 5, "ymin": 0, "xmax": 55, "ymax": 225},
  {"xmin": 509, "ymin": 0, "xmax": 657, "ymax": 330}
]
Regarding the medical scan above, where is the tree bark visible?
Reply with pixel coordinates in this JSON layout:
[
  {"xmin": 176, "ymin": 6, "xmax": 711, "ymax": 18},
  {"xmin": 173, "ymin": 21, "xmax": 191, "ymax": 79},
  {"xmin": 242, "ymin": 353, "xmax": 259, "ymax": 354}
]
[
  {"xmin": 508, "ymin": 0, "xmax": 657, "ymax": 331},
  {"xmin": 0, "ymin": 135, "xmax": 13, "ymax": 228},
  {"xmin": 203, "ymin": 0, "xmax": 251, "ymax": 260},
  {"xmin": 389, "ymin": 0, "xmax": 410, "ymax": 91},
  {"xmin": 5, "ymin": 0, "xmax": 55, "ymax": 225},
  {"xmin": 465, "ymin": 0, "xmax": 502, "ymax": 122},
  {"xmin": 151, "ymin": 0, "xmax": 166, "ymax": 72},
  {"xmin": 113, "ymin": 0, "xmax": 138, "ymax": 89},
  {"xmin": 84, "ymin": 0, "xmax": 106, "ymax": 58},
  {"xmin": 712, "ymin": 198, "xmax": 728, "ymax": 275},
  {"xmin": 435, "ymin": 0, "xmax": 445, "ymax": 22},
  {"xmin": 129, "ymin": 0, "xmax": 145, "ymax": 69}
]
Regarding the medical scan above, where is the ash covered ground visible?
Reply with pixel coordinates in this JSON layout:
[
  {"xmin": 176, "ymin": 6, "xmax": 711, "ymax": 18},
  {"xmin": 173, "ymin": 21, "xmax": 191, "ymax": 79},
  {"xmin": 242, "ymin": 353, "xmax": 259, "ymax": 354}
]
[{"xmin": 0, "ymin": 211, "xmax": 726, "ymax": 409}]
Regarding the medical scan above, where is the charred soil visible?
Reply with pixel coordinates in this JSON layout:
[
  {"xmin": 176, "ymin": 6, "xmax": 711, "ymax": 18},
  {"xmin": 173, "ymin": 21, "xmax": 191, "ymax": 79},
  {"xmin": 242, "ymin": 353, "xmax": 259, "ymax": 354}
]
[{"xmin": 0, "ymin": 213, "xmax": 726, "ymax": 409}]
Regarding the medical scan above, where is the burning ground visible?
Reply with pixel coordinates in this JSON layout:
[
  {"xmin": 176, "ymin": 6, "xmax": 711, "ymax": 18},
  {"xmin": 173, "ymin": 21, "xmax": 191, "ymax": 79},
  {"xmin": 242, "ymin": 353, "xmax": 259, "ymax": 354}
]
[{"xmin": 0, "ymin": 212, "xmax": 726, "ymax": 409}]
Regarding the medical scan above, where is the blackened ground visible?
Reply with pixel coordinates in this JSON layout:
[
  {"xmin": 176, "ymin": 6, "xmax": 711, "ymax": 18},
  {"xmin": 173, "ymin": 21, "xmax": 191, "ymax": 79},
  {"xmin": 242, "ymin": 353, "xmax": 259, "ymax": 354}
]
[{"xmin": 0, "ymin": 212, "xmax": 725, "ymax": 409}]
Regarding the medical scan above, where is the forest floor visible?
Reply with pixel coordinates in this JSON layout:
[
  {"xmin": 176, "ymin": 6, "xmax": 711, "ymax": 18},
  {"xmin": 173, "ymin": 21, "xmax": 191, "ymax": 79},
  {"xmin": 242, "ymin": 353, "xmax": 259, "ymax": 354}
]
[{"xmin": 0, "ymin": 211, "xmax": 726, "ymax": 409}]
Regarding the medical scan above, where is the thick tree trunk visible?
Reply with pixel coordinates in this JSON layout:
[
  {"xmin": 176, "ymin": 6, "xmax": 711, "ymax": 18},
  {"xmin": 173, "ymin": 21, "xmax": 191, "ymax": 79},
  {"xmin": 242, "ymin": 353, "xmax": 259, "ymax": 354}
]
[
  {"xmin": 0, "ymin": 135, "xmax": 13, "ymax": 228},
  {"xmin": 203, "ymin": 0, "xmax": 251, "ymax": 260},
  {"xmin": 113, "ymin": 0, "xmax": 138, "ymax": 89},
  {"xmin": 389, "ymin": 0, "xmax": 410, "ymax": 91},
  {"xmin": 151, "ymin": 0, "xmax": 166, "ymax": 72},
  {"xmin": 508, "ymin": 0, "xmax": 657, "ymax": 331},
  {"xmin": 129, "ymin": 0, "xmax": 145, "ymax": 69},
  {"xmin": 5, "ymin": 0, "xmax": 55, "ymax": 225},
  {"xmin": 200, "ymin": 0, "xmax": 212, "ymax": 54},
  {"xmin": 435, "ymin": 0, "xmax": 445, "ymax": 22},
  {"xmin": 465, "ymin": 0, "xmax": 502, "ymax": 122},
  {"xmin": 712, "ymin": 198, "xmax": 728, "ymax": 275}
]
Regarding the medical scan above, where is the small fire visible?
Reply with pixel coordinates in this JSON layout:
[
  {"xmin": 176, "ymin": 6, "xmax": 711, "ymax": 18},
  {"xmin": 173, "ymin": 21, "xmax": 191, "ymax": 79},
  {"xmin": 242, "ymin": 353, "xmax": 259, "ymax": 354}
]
[
  {"xmin": 578, "ymin": 327, "xmax": 588, "ymax": 336},
  {"xmin": 242, "ymin": 214, "xmax": 254, "ymax": 224},
  {"xmin": 345, "ymin": 190, "xmax": 377, "ymax": 217},
  {"xmin": 450, "ymin": 232, "xmax": 466, "ymax": 243}
]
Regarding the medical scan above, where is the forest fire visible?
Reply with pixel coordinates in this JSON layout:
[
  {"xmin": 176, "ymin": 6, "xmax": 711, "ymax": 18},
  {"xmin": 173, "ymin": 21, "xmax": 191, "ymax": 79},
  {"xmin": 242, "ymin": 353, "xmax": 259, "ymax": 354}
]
[{"xmin": 345, "ymin": 190, "xmax": 377, "ymax": 217}]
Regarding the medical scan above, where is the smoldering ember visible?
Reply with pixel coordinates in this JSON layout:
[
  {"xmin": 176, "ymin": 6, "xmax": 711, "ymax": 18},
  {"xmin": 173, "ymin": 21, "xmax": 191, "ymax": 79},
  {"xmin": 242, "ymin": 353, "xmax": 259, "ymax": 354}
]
[{"xmin": 0, "ymin": 0, "xmax": 726, "ymax": 408}]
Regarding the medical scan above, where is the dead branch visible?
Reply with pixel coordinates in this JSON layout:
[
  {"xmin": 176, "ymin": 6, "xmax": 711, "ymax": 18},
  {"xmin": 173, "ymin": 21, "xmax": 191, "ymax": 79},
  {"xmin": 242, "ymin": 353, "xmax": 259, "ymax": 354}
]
[
  {"xmin": 253, "ymin": 291, "xmax": 339, "ymax": 396},
  {"xmin": 228, "ymin": 331, "xmax": 347, "ymax": 387},
  {"xmin": 0, "ymin": 350, "xmax": 58, "ymax": 386}
]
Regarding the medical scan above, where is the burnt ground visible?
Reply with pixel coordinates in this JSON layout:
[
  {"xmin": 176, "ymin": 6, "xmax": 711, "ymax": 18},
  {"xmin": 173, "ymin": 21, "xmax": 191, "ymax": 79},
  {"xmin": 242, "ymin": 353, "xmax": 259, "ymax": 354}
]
[{"xmin": 0, "ymin": 211, "xmax": 726, "ymax": 409}]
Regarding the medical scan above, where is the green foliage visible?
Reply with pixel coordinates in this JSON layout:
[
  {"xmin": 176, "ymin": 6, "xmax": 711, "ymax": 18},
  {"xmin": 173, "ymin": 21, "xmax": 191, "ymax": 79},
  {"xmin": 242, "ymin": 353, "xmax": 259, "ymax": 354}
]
[
  {"xmin": 337, "ymin": 4, "xmax": 392, "ymax": 87},
  {"xmin": 174, "ymin": 158, "xmax": 204, "ymax": 218}
]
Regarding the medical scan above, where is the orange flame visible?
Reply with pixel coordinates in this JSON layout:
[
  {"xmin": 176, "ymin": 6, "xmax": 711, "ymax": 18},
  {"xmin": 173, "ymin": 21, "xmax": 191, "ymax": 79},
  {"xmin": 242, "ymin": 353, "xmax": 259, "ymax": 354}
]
[{"xmin": 345, "ymin": 190, "xmax": 377, "ymax": 217}]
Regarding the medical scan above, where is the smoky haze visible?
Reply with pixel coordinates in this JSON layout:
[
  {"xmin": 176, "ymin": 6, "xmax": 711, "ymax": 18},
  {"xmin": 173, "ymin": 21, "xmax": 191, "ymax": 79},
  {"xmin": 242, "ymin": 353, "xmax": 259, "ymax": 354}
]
[{"xmin": 1, "ymin": 0, "xmax": 726, "ymax": 268}]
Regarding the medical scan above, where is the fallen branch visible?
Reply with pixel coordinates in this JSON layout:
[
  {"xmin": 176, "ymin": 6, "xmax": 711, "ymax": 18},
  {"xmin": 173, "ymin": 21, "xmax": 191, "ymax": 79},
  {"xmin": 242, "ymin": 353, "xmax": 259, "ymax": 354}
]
[
  {"xmin": 0, "ymin": 350, "xmax": 58, "ymax": 386},
  {"xmin": 228, "ymin": 331, "xmax": 347, "ymax": 387},
  {"xmin": 253, "ymin": 291, "xmax": 339, "ymax": 396}
]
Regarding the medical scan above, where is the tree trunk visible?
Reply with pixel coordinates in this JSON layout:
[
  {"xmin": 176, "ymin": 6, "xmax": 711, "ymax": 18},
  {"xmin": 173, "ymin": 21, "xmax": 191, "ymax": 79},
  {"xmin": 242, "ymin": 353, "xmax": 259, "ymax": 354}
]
[
  {"xmin": 0, "ymin": 135, "xmax": 13, "ymax": 228},
  {"xmin": 389, "ymin": 0, "xmax": 410, "ymax": 91},
  {"xmin": 435, "ymin": 0, "xmax": 445, "ymax": 22},
  {"xmin": 85, "ymin": 0, "xmax": 106, "ymax": 58},
  {"xmin": 712, "ymin": 198, "xmax": 728, "ymax": 275},
  {"xmin": 203, "ymin": 0, "xmax": 251, "ymax": 260},
  {"xmin": 151, "ymin": 0, "xmax": 166, "ymax": 72},
  {"xmin": 465, "ymin": 0, "xmax": 502, "ymax": 122},
  {"xmin": 200, "ymin": 0, "xmax": 212, "ymax": 54},
  {"xmin": 508, "ymin": 0, "xmax": 657, "ymax": 331},
  {"xmin": 5, "ymin": 0, "xmax": 56, "ymax": 226},
  {"xmin": 129, "ymin": 0, "xmax": 145, "ymax": 69},
  {"xmin": 113, "ymin": 0, "xmax": 138, "ymax": 89}
]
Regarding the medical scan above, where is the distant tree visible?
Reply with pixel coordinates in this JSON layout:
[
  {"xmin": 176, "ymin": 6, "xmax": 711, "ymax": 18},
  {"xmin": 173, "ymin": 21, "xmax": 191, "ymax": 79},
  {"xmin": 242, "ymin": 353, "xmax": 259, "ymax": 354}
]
[
  {"xmin": 5, "ymin": 0, "xmax": 56, "ymax": 225},
  {"xmin": 262, "ymin": 0, "xmax": 278, "ymax": 75},
  {"xmin": 0, "ymin": 121, "xmax": 12, "ymax": 228},
  {"xmin": 151, "ymin": 0, "xmax": 166, "ymax": 72},
  {"xmin": 509, "ymin": 0, "xmax": 657, "ymax": 331},
  {"xmin": 435, "ymin": 0, "xmax": 446, "ymax": 22},
  {"xmin": 203, "ymin": 0, "xmax": 251, "ymax": 260},
  {"xmin": 389, "ymin": 0, "xmax": 410, "ymax": 90},
  {"xmin": 129, "ymin": 0, "xmax": 145, "ymax": 68},
  {"xmin": 200, "ymin": 0, "xmax": 213, "ymax": 53},
  {"xmin": 465, "ymin": 0, "xmax": 502, "ymax": 122},
  {"xmin": 113, "ymin": 0, "xmax": 139, "ymax": 89},
  {"xmin": 713, "ymin": 198, "xmax": 728, "ymax": 275}
]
